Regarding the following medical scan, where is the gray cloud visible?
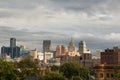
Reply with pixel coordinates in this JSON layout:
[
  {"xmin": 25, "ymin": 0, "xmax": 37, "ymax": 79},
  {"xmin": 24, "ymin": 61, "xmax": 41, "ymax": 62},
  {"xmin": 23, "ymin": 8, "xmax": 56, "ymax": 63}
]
[
  {"xmin": 0, "ymin": 26, "xmax": 120, "ymax": 54},
  {"xmin": 0, "ymin": 0, "xmax": 120, "ymax": 54},
  {"xmin": 0, "ymin": 0, "xmax": 43, "ymax": 9}
]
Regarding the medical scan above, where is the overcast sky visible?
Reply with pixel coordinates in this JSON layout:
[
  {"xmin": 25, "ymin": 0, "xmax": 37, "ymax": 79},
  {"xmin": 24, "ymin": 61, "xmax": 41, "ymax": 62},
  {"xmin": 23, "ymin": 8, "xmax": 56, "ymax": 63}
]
[{"xmin": 0, "ymin": 0, "xmax": 120, "ymax": 54}]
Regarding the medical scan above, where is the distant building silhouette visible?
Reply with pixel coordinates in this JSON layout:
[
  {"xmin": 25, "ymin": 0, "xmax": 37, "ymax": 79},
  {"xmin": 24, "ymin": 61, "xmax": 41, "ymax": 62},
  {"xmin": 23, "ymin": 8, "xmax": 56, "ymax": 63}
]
[
  {"xmin": 43, "ymin": 40, "xmax": 51, "ymax": 52},
  {"xmin": 10, "ymin": 38, "xmax": 16, "ymax": 47},
  {"xmin": 1, "ymin": 38, "xmax": 20, "ymax": 59},
  {"xmin": 1, "ymin": 46, "xmax": 10, "ymax": 58}
]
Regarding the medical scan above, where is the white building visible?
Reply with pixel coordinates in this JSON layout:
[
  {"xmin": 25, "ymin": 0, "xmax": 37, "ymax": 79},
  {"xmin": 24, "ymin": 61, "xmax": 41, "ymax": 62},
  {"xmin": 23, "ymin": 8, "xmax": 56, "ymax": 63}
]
[
  {"xmin": 96, "ymin": 49, "xmax": 102, "ymax": 58},
  {"xmin": 44, "ymin": 52, "xmax": 53, "ymax": 63},
  {"xmin": 38, "ymin": 52, "xmax": 44, "ymax": 60},
  {"xmin": 30, "ymin": 49, "xmax": 38, "ymax": 59},
  {"xmin": 78, "ymin": 41, "xmax": 91, "ymax": 54},
  {"xmin": 48, "ymin": 58, "xmax": 61, "ymax": 66}
]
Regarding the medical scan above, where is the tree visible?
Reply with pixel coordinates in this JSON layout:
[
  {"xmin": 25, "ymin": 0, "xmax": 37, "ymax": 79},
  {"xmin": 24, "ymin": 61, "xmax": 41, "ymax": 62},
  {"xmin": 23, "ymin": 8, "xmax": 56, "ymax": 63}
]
[
  {"xmin": 50, "ymin": 65, "xmax": 59, "ymax": 72},
  {"xmin": 44, "ymin": 72, "xmax": 66, "ymax": 80},
  {"xmin": 60, "ymin": 62, "xmax": 90, "ymax": 80},
  {"xmin": 79, "ymin": 67, "xmax": 90, "ymax": 80},
  {"xmin": 60, "ymin": 62, "xmax": 80, "ymax": 79},
  {"xmin": 72, "ymin": 76, "xmax": 82, "ymax": 80},
  {"xmin": 15, "ymin": 57, "xmax": 41, "ymax": 80},
  {"xmin": 0, "ymin": 59, "xmax": 17, "ymax": 80},
  {"xmin": 113, "ymin": 66, "xmax": 120, "ymax": 80}
]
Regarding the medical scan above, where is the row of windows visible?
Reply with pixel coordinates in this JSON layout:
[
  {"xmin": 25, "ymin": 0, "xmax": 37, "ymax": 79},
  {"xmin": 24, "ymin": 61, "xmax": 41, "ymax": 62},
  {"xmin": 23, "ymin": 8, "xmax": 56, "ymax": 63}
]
[{"xmin": 96, "ymin": 73, "xmax": 113, "ymax": 78}]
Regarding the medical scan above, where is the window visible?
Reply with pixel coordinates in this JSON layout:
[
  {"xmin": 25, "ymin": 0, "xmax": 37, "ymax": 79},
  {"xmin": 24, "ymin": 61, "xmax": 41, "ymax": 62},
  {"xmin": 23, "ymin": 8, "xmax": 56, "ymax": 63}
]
[
  {"xmin": 111, "ymin": 74, "xmax": 113, "ymax": 78},
  {"xmin": 106, "ymin": 73, "xmax": 110, "ymax": 78},
  {"xmin": 100, "ymin": 73, "xmax": 103, "ymax": 78}
]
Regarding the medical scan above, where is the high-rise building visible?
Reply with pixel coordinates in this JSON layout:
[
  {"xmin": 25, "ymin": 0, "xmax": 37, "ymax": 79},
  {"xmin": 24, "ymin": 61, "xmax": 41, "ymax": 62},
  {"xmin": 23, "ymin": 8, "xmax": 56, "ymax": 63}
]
[
  {"xmin": 68, "ymin": 39, "xmax": 75, "ymax": 52},
  {"xmin": 10, "ymin": 38, "xmax": 16, "ymax": 47},
  {"xmin": 10, "ymin": 46, "xmax": 20, "ymax": 58},
  {"xmin": 43, "ymin": 40, "xmax": 51, "ymax": 52},
  {"xmin": 1, "ymin": 38, "xmax": 20, "ymax": 59},
  {"xmin": 56, "ymin": 45, "xmax": 61, "ymax": 57},
  {"xmin": 1, "ymin": 46, "xmax": 10, "ymax": 59},
  {"xmin": 78, "ymin": 41, "xmax": 92, "ymax": 68},
  {"xmin": 78, "ymin": 41, "xmax": 91, "ymax": 54},
  {"xmin": 101, "ymin": 47, "xmax": 120, "ymax": 64},
  {"xmin": 61, "ymin": 45, "xmax": 66, "ymax": 55}
]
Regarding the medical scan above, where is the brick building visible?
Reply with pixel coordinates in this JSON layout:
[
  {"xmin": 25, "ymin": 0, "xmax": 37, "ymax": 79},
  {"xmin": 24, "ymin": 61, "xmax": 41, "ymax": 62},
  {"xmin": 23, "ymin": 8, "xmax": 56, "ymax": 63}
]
[{"xmin": 101, "ymin": 47, "xmax": 120, "ymax": 64}]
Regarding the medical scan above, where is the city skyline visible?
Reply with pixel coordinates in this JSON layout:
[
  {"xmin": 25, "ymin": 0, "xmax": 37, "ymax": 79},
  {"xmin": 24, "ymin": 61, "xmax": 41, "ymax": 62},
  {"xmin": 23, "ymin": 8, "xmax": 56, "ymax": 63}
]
[{"xmin": 0, "ymin": 0, "xmax": 120, "ymax": 53}]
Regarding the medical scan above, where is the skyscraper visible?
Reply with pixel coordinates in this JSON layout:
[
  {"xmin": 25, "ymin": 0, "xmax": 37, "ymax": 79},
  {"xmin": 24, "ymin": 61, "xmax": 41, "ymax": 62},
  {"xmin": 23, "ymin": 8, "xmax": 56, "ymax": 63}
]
[
  {"xmin": 1, "ymin": 38, "xmax": 20, "ymax": 59},
  {"xmin": 78, "ymin": 41, "xmax": 92, "ymax": 68},
  {"xmin": 78, "ymin": 41, "xmax": 91, "ymax": 54},
  {"xmin": 61, "ymin": 45, "xmax": 66, "ymax": 55},
  {"xmin": 56, "ymin": 45, "xmax": 61, "ymax": 57},
  {"xmin": 68, "ymin": 39, "xmax": 75, "ymax": 52},
  {"xmin": 10, "ymin": 46, "xmax": 20, "ymax": 59},
  {"xmin": 1, "ymin": 46, "xmax": 10, "ymax": 59},
  {"xmin": 43, "ymin": 40, "xmax": 51, "ymax": 52},
  {"xmin": 10, "ymin": 38, "xmax": 16, "ymax": 47}
]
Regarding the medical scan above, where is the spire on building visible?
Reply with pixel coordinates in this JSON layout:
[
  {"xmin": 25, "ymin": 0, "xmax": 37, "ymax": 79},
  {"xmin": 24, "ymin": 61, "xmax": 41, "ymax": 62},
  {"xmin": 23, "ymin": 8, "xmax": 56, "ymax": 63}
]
[{"xmin": 68, "ymin": 38, "xmax": 75, "ymax": 52}]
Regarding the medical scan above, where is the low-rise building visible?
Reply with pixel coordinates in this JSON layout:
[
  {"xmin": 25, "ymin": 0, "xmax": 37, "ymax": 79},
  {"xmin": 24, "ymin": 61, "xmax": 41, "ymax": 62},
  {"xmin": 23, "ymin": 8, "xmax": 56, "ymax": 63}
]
[{"xmin": 94, "ymin": 64, "xmax": 120, "ymax": 80}]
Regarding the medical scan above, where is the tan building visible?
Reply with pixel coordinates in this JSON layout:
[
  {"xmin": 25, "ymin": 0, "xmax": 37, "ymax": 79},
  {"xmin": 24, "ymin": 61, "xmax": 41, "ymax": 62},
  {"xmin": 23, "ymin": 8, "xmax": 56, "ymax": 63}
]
[
  {"xmin": 93, "ymin": 47, "xmax": 120, "ymax": 80},
  {"xmin": 92, "ymin": 56, "xmax": 101, "ymax": 67},
  {"xmin": 61, "ymin": 45, "xmax": 67, "ymax": 55},
  {"xmin": 68, "ymin": 39, "xmax": 75, "ymax": 52},
  {"xmin": 30, "ymin": 49, "xmax": 38, "ymax": 59},
  {"xmin": 94, "ymin": 64, "xmax": 120, "ymax": 80},
  {"xmin": 56, "ymin": 45, "xmax": 61, "ymax": 57},
  {"xmin": 81, "ymin": 53, "xmax": 92, "ymax": 68},
  {"xmin": 60, "ymin": 55, "xmax": 81, "ymax": 65}
]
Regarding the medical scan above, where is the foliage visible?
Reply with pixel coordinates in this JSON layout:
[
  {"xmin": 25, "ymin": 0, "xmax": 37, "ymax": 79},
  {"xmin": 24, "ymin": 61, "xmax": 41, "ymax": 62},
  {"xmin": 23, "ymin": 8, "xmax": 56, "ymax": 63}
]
[
  {"xmin": 113, "ymin": 65, "xmax": 120, "ymax": 80},
  {"xmin": 60, "ymin": 62, "xmax": 90, "ymax": 80},
  {"xmin": 50, "ymin": 65, "xmax": 59, "ymax": 72},
  {"xmin": 60, "ymin": 62, "xmax": 80, "ymax": 79},
  {"xmin": 0, "ymin": 58, "xmax": 92, "ymax": 80},
  {"xmin": 0, "ymin": 59, "xmax": 17, "ymax": 80},
  {"xmin": 72, "ymin": 76, "xmax": 82, "ymax": 80},
  {"xmin": 79, "ymin": 67, "xmax": 90, "ymax": 80},
  {"xmin": 15, "ymin": 57, "xmax": 41, "ymax": 80},
  {"xmin": 44, "ymin": 72, "xmax": 66, "ymax": 80}
]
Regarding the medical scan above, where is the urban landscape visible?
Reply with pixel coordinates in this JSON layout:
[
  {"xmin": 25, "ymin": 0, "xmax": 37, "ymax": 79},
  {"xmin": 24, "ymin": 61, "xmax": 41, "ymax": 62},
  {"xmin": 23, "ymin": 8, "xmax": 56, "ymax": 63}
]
[
  {"xmin": 0, "ymin": 0, "xmax": 120, "ymax": 80},
  {"xmin": 0, "ymin": 37, "xmax": 120, "ymax": 80}
]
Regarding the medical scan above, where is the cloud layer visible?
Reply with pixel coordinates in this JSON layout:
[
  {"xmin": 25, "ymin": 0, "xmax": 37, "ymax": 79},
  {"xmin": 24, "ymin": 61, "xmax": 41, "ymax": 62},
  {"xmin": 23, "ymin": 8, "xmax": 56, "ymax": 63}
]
[{"xmin": 0, "ymin": 0, "xmax": 120, "ymax": 54}]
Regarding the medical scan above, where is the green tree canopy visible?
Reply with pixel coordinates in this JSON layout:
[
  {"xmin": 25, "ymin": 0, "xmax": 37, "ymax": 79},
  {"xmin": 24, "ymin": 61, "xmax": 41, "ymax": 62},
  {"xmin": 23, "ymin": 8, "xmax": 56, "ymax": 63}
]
[
  {"xmin": 60, "ymin": 62, "xmax": 90, "ymax": 80},
  {"xmin": 15, "ymin": 57, "xmax": 41, "ymax": 80},
  {"xmin": 79, "ymin": 67, "xmax": 90, "ymax": 80},
  {"xmin": 0, "ymin": 59, "xmax": 17, "ymax": 80},
  {"xmin": 44, "ymin": 72, "xmax": 66, "ymax": 80},
  {"xmin": 60, "ymin": 62, "xmax": 80, "ymax": 79},
  {"xmin": 50, "ymin": 65, "xmax": 59, "ymax": 72}
]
